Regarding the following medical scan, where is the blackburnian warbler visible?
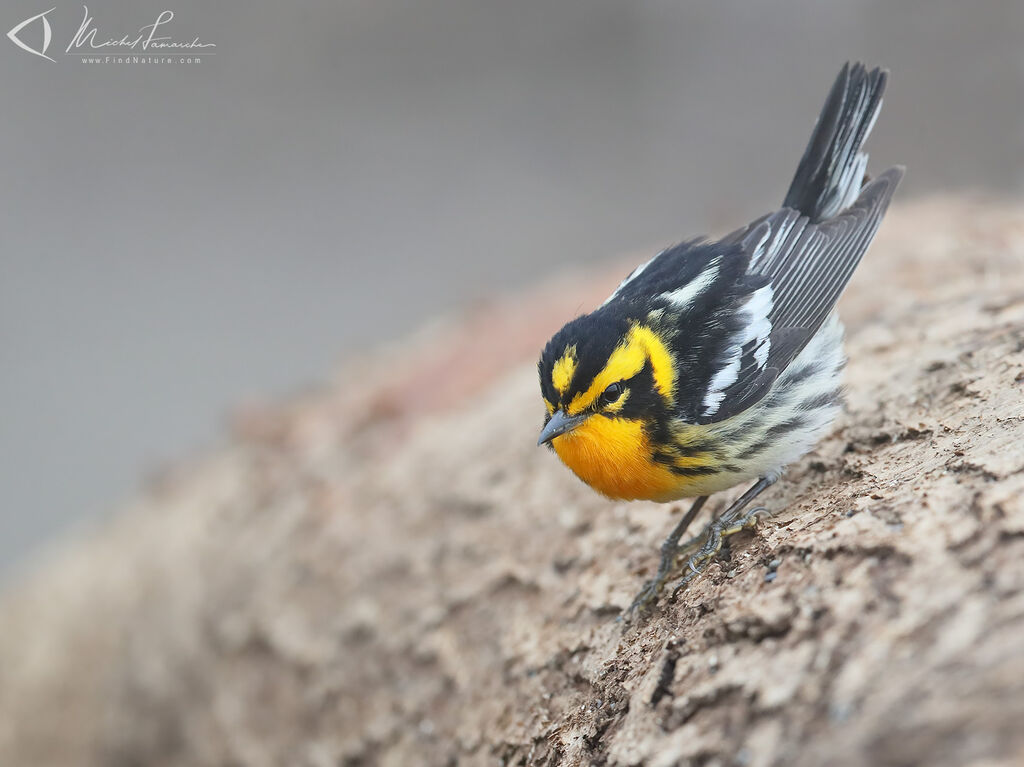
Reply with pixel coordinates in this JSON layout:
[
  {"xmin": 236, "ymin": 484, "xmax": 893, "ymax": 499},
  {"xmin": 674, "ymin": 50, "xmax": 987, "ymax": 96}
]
[{"xmin": 537, "ymin": 63, "xmax": 903, "ymax": 615}]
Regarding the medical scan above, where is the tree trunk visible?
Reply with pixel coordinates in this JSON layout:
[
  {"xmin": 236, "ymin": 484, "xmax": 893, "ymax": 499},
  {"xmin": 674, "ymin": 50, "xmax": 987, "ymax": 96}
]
[{"xmin": 2, "ymin": 197, "xmax": 1024, "ymax": 767}]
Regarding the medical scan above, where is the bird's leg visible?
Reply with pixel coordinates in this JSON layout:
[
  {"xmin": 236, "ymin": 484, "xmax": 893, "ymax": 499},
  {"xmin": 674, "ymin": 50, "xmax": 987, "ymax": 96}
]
[
  {"xmin": 671, "ymin": 474, "xmax": 779, "ymax": 595},
  {"xmin": 621, "ymin": 496, "xmax": 707, "ymax": 620}
]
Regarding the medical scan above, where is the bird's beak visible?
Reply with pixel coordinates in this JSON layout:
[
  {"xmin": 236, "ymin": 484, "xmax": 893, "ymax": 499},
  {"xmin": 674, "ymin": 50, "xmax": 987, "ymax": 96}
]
[{"xmin": 538, "ymin": 409, "xmax": 588, "ymax": 446}]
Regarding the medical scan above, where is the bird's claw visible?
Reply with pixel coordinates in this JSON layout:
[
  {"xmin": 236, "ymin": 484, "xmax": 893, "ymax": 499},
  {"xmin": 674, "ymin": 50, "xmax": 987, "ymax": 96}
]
[{"xmin": 669, "ymin": 505, "xmax": 771, "ymax": 597}]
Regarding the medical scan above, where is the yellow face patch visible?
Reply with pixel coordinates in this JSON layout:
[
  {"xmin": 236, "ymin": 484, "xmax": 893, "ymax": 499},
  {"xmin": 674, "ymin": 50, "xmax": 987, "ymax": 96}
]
[
  {"xmin": 629, "ymin": 325, "xmax": 675, "ymax": 400},
  {"xmin": 551, "ymin": 345, "xmax": 578, "ymax": 396},
  {"xmin": 566, "ymin": 325, "xmax": 675, "ymax": 415}
]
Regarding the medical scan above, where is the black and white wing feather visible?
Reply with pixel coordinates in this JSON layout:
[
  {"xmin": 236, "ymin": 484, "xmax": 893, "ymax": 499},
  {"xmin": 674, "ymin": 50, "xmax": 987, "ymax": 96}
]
[{"xmin": 699, "ymin": 167, "xmax": 903, "ymax": 423}]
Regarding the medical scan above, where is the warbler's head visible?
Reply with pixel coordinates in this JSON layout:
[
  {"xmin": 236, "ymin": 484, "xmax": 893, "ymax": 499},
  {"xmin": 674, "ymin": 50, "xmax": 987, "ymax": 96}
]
[{"xmin": 537, "ymin": 310, "xmax": 677, "ymax": 450}]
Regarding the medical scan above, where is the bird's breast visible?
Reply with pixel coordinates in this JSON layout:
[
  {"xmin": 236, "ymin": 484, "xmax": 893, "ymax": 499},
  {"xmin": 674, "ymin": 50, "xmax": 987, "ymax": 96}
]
[{"xmin": 551, "ymin": 416, "xmax": 708, "ymax": 502}]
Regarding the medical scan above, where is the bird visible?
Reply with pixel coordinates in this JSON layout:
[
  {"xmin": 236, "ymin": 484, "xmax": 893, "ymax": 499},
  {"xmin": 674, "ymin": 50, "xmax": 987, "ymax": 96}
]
[{"xmin": 536, "ymin": 62, "xmax": 903, "ymax": 616}]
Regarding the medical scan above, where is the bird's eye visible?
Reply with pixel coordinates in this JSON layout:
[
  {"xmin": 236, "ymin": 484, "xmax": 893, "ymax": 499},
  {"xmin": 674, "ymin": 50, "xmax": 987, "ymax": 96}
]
[{"xmin": 600, "ymin": 382, "xmax": 624, "ymax": 406}]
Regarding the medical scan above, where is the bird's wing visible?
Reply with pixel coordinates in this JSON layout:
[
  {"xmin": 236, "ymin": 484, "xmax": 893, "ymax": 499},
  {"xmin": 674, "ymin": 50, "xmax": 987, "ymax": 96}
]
[
  {"xmin": 696, "ymin": 166, "xmax": 903, "ymax": 423},
  {"xmin": 601, "ymin": 237, "xmax": 713, "ymax": 308}
]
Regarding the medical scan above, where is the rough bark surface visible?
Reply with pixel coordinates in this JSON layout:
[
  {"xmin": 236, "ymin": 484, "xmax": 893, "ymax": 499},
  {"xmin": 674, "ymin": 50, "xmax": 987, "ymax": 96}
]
[{"xmin": 2, "ymin": 197, "xmax": 1024, "ymax": 767}]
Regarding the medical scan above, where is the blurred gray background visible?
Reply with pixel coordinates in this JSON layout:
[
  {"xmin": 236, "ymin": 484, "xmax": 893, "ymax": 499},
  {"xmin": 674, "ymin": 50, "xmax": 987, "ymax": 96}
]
[{"xmin": 2, "ymin": 0, "xmax": 1023, "ymax": 576}]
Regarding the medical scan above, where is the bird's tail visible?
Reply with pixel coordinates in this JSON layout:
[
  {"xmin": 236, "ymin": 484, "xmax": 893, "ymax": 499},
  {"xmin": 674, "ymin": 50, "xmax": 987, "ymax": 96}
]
[{"xmin": 783, "ymin": 62, "xmax": 887, "ymax": 223}]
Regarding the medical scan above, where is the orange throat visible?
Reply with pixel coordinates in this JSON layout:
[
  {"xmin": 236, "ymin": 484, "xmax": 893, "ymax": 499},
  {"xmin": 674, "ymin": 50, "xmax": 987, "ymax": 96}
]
[{"xmin": 550, "ymin": 415, "xmax": 684, "ymax": 502}]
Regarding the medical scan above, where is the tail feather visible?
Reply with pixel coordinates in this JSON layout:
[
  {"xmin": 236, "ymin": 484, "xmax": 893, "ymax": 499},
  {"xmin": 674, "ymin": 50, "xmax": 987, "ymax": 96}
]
[{"xmin": 783, "ymin": 62, "xmax": 887, "ymax": 223}]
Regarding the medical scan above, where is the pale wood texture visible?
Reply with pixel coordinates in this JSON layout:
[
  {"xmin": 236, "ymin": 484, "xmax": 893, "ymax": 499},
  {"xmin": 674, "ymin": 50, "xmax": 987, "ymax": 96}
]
[{"xmin": 2, "ymin": 196, "xmax": 1024, "ymax": 766}]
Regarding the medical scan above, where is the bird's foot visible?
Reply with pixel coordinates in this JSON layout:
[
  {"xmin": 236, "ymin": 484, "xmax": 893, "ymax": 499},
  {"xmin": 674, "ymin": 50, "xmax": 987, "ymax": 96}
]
[{"xmin": 670, "ymin": 506, "xmax": 770, "ymax": 595}]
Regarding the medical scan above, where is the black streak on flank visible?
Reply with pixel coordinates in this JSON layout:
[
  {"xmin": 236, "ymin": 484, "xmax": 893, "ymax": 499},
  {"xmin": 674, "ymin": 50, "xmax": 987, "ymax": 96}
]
[
  {"xmin": 781, "ymin": 364, "xmax": 821, "ymax": 389},
  {"xmin": 798, "ymin": 390, "xmax": 843, "ymax": 411},
  {"xmin": 670, "ymin": 463, "xmax": 742, "ymax": 477},
  {"xmin": 765, "ymin": 416, "xmax": 808, "ymax": 438},
  {"xmin": 736, "ymin": 440, "xmax": 771, "ymax": 461}
]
